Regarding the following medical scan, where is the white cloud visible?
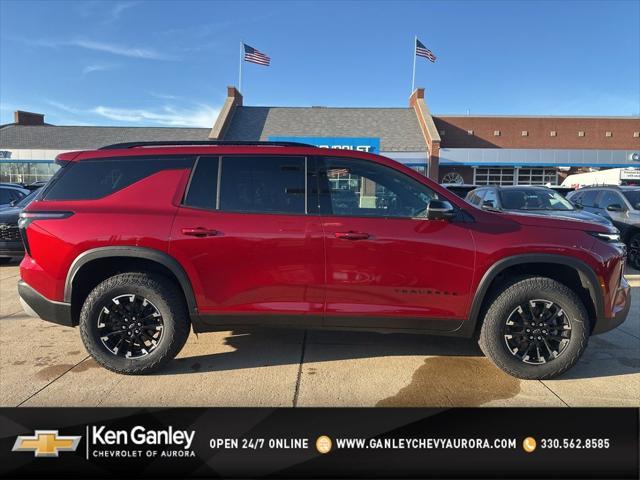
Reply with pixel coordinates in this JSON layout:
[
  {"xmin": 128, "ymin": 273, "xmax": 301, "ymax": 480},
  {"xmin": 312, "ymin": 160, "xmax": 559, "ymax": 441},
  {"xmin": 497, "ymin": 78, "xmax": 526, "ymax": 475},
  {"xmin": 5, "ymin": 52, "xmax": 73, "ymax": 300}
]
[
  {"xmin": 107, "ymin": 1, "xmax": 140, "ymax": 23},
  {"xmin": 82, "ymin": 64, "xmax": 118, "ymax": 76},
  {"xmin": 20, "ymin": 37, "xmax": 177, "ymax": 61},
  {"xmin": 92, "ymin": 104, "xmax": 218, "ymax": 127},
  {"xmin": 70, "ymin": 39, "xmax": 176, "ymax": 60}
]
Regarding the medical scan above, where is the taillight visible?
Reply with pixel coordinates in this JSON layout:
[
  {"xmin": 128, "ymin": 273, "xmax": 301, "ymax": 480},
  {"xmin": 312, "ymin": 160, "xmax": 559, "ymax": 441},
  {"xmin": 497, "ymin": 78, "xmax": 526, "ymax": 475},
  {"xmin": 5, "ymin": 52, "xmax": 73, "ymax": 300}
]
[{"xmin": 18, "ymin": 211, "xmax": 74, "ymax": 256}]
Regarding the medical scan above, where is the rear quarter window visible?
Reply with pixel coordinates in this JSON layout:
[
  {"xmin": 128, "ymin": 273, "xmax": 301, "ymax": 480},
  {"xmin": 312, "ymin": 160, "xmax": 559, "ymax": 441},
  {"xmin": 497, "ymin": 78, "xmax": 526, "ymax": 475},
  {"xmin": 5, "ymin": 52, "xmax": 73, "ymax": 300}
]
[{"xmin": 44, "ymin": 156, "xmax": 194, "ymax": 201}]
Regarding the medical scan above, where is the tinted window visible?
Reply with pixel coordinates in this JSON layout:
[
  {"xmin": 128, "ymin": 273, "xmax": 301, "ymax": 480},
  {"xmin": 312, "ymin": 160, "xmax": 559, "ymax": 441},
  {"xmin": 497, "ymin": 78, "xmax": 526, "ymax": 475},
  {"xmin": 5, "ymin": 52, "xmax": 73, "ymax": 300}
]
[
  {"xmin": 184, "ymin": 157, "xmax": 219, "ymax": 209},
  {"xmin": 500, "ymin": 188, "xmax": 574, "ymax": 211},
  {"xmin": 599, "ymin": 191, "xmax": 625, "ymax": 210},
  {"xmin": 622, "ymin": 190, "xmax": 640, "ymax": 210},
  {"xmin": 580, "ymin": 190, "xmax": 599, "ymax": 207},
  {"xmin": 0, "ymin": 188, "xmax": 15, "ymax": 204},
  {"xmin": 44, "ymin": 157, "xmax": 193, "ymax": 201},
  {"xmin": 483, "ymin": 189, "xmax": 498, "ymax": 207},
  {"xmin": 466, "ymin": 189, "xmax": 485, "ymax": 206},
  {"xmin": 219, "ymin": 156, "xmax": 305, "ymax": 214},
  {"xmin": 317, "ymin": 157, "xmax": 438, "ymax": 218}
]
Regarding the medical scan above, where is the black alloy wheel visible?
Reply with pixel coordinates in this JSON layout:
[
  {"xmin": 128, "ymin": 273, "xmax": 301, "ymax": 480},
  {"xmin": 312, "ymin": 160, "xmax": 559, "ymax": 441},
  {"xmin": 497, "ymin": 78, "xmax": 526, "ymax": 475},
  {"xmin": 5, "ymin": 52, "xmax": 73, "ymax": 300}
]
[
  {"xmin": 503, "ymin": 299, "xmax": 572, "ymax": 365},
  {"xmin": 97, "ymin": 294, "xmax": 164, "ymax": 359}
]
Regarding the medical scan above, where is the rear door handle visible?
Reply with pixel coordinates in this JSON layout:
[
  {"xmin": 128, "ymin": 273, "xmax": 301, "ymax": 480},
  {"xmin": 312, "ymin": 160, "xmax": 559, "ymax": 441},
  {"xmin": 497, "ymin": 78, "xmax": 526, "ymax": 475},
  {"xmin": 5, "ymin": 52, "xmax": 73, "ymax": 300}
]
[
  {"xmin": 181, "ymin": 227, "xmax": 219, "ymax": 237},
  {"xmin": 334, "ymin": 231, "xmax": 370, "ymax": 240}
]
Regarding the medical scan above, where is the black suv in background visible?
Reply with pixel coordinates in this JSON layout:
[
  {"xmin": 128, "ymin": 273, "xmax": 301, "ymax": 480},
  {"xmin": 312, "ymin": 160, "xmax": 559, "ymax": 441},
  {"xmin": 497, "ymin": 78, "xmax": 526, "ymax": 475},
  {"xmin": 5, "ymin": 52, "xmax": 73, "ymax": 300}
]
[{"xmin": 567, "ymin": 186, "xmax": 640, "ymax": 269}]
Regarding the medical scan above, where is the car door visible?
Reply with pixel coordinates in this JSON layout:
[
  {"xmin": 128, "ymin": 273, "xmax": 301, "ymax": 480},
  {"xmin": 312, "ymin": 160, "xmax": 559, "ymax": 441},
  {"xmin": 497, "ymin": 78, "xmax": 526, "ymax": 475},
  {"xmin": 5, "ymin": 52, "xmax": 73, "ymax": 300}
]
[
  {"xmin": 169, "ymin": 155, "xmax": 325, "ymax": 325},
  {"xmin": 316, "ymin": 156, "xmax": 475, "ymax": 332}
]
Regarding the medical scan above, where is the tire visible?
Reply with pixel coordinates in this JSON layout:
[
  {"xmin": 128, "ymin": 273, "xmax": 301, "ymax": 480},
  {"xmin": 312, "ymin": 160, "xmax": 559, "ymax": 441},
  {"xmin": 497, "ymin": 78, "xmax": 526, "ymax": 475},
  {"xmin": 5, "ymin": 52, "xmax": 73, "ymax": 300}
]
[
  {"xmin": 478, "ymin": 276, "xmax": 589, "ymax": 380},
  {"xmin": 628, "ymin": 233, "xmax": 640, "ymax": 271},
  {"xmin": 79, "ymin": 272, "xmax": 190, "ymax": 375}
]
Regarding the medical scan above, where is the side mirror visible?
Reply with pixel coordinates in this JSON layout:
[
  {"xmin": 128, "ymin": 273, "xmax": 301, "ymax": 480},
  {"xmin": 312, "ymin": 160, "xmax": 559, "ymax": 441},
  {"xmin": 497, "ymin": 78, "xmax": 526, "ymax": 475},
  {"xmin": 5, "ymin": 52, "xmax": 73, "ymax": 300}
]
[
  {"xmin": 606, "ymin": 204, "xmax": 624, "ymax": 212},
  {"xmin": 482, "ymin": 200, "xmax": 496, "ymax": 210},
  {"xmin": 9, "ymin": 200, "xmax": 17, "ymax": 207},
  {"xmin": 426, "ymin": 199, "xmax": 456, "ymax": 220}
]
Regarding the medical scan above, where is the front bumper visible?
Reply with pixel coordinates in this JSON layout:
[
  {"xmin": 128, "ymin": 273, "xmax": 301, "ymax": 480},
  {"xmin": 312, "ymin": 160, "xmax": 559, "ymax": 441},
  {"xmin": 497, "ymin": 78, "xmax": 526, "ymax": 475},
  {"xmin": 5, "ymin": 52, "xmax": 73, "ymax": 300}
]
[
  {"xmin": 18, "ymin": 280, "xmax": 73, "ymax": 327},
  {"xmin": 592, "ymin": 275, "xmax": 632, "ymax": 335},
  {"xmin": 0, "ymin": 240, "xmax": 23, "ymax": 258}
]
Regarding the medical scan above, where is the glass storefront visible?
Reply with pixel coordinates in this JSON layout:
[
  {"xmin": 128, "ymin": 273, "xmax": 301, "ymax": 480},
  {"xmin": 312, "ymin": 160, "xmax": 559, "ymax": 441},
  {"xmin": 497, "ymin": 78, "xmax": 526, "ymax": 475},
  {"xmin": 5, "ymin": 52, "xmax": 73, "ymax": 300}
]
[{"xmin": 0, "ymin": 161, "xmax": 60, "ymax": 183}]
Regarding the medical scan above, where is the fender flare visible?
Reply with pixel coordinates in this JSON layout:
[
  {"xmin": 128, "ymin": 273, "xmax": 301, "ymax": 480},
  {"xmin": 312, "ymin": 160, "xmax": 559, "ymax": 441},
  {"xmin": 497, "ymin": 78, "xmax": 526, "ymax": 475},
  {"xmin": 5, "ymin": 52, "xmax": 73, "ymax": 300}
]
[
  {"xmin": 460, "ymin": 253, "xmax": 604, "ymax": 336},
  {"xmin": 64, "ymin": 246, "xmax": 197, "ymax": 315}
]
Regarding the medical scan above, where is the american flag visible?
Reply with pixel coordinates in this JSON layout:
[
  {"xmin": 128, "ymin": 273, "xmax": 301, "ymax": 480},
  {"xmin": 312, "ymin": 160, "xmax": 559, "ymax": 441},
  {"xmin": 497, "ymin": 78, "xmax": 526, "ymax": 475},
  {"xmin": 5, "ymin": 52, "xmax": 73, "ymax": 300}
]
[
  {"xmin": 416, "ymin": 39, "xmax": 436, "ymax": 63},
  {"xmin": 243, "ymin": 43, "xmax": 270, "ymax": 66}
]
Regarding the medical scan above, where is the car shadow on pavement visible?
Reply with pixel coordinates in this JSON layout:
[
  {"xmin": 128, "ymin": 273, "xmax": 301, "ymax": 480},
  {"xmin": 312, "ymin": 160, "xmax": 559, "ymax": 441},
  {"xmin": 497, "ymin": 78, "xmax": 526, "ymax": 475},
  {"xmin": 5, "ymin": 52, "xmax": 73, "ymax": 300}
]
[
  {"xmin": 157, "ymin": 326, "xmax": 639, "ymax": 381},
  {"xmin": 158, "ymin": 328, "xmax": 484, "ymax": 376}
]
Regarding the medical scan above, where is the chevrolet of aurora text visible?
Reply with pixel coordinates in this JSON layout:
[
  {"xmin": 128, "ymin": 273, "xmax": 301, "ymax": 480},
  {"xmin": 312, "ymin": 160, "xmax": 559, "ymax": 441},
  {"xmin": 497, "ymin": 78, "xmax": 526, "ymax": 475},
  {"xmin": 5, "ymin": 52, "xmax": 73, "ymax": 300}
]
[{"xmin": 17, "ymin": 141, "xmax": 631, "ymax": 379}]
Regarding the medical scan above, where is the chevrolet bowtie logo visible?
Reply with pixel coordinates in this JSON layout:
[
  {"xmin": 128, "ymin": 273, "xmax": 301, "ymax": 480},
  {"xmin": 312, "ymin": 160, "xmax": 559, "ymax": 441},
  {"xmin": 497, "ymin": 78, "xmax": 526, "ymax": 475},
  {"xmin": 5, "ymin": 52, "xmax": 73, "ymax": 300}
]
[{"xmin": 12, "ymin": 430, "xmax": 81, "ymax": 457}]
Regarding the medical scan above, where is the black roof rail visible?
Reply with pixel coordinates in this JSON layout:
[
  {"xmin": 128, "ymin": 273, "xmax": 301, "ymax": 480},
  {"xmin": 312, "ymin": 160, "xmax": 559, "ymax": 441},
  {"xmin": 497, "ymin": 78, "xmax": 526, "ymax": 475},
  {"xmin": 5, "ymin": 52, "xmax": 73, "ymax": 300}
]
[{"xmin": 98, "ymin": 140, "xmax": 318, "ymax": 150}]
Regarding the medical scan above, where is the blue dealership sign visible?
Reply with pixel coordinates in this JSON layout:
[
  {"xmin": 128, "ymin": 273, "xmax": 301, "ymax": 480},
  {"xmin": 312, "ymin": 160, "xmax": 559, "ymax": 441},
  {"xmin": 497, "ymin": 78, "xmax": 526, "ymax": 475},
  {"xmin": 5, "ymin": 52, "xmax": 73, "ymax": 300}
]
[{"xmin": 269, "ymin": 136, "xmax": 380, "ymax": 154}]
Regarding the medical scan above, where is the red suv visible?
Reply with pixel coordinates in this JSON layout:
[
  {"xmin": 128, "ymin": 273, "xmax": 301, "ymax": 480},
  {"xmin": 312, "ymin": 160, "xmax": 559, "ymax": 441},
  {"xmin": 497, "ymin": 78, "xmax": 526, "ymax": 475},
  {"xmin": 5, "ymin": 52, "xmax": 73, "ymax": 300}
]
[{"xmin": 18, "ymin": 141, "xmax": 631, "ymax": 379}]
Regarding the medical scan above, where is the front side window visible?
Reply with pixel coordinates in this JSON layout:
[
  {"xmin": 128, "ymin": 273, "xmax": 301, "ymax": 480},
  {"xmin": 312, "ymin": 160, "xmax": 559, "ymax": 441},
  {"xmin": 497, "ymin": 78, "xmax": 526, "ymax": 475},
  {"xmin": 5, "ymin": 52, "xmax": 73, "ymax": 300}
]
[
  {"xmin": 599, "ymin": 191, "xmax": 625, "ymax": 210},
  {"xmin": 483, "ymin": 189, "xmax": 498, "ymax": 208},
  {"xmin": 219, "ymin": 156, "xmax": 305, "ymax": 214},
  {"xmin": 579, "ymin": 190, "xmax": 599, "ymax": 208},
  {"xmin": 317, "ymin": 157, "xmax": 438, "ymax": 218},
  {"xmin": 466, "ymin": 189, "xmax": 486, "ymax": 207}
]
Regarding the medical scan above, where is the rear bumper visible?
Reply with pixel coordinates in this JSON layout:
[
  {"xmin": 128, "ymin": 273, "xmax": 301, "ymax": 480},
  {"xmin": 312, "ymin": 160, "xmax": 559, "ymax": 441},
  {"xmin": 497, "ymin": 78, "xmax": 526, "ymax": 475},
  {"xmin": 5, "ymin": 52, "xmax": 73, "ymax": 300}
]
[
  {"xmin": 18, "ymin": 280, "xmax": 73, "ymax": 327},
  {"xmin": 592, "ymin": 275, "xmax": 632, "ymax": 335}
]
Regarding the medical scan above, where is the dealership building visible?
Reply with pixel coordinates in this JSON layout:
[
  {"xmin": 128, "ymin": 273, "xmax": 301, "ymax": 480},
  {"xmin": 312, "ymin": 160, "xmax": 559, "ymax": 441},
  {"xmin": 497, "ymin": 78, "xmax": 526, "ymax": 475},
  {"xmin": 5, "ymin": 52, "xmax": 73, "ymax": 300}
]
[{"xmin": 1, "ymin": 86, "xmax": 639, "ymax": 185}]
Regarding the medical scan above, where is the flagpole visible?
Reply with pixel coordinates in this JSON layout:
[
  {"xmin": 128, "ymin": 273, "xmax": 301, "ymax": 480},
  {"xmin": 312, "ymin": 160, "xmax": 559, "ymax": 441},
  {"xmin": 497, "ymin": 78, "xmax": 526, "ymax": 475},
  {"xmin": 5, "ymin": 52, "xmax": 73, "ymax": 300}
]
[
  {"xmin": 411, "ymin": 35, "xmax": 417, "ymax": 95},
  {"xmin": 238, "ymin": 41, "xmax": 243, "ymax": 93}
]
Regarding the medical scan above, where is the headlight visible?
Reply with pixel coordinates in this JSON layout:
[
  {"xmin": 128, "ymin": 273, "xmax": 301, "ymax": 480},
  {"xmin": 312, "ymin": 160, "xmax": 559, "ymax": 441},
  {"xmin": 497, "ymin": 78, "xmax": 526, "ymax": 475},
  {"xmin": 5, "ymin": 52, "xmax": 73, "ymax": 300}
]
[{"xmin": 589, "ymin": 231, "xmax": 621, "ymax": 243}]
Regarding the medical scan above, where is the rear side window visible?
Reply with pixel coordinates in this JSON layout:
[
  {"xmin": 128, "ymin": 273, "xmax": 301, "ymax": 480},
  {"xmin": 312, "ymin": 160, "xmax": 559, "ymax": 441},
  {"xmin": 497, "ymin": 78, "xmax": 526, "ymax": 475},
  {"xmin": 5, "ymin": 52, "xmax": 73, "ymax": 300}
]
[
  {"xmin": 44, "ymin": 157, "xmax": 193, "ymax": 200},
  {"xmin": 218, "ymin": 156, "xmax": 305, "ymax": 214},
  {"xmin": 183, "ymin": 157, "xmax": 219, "ymax": 209}
]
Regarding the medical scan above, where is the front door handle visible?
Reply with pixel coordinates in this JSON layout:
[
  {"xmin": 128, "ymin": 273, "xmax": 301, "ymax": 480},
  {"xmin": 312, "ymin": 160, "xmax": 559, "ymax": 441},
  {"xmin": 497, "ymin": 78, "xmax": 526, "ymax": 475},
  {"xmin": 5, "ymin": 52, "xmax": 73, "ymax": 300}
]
[
  {"xmin": 334, "ymin": 231, "xmax": 370, "ymax": 240},
  {"xmin": 181, "ymin": 227, "xmax": 219, "ymax": 237}
]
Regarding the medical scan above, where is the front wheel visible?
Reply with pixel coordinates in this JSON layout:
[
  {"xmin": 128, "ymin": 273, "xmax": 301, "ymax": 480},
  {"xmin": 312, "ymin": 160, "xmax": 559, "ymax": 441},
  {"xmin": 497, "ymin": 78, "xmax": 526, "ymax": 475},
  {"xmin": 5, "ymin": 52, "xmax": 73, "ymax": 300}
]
[
  {"xmin": 628, "ymin": 233, "xmax": 640, "ymax": 271},
  {"xmin": 479, "ymin": 276, "xmax": 589, "ymax": 380},
  {"xmin": 79, "ymin": 272, "xmax": 190, "ymax": 375}
]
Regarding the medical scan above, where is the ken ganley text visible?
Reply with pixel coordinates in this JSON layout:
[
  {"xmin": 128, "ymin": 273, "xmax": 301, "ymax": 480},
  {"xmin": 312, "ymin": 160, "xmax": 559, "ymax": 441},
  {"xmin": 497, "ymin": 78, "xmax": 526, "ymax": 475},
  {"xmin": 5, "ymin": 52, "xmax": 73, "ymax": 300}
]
[{"xmin": 89, "ymin": 426, "xmax": 196, "ymax": 458}]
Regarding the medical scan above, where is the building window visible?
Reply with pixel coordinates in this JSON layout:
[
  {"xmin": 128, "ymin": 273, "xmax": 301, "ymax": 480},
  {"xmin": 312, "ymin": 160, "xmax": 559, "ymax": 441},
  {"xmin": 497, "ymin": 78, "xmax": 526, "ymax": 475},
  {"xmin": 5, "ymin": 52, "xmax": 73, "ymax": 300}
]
[
  {"xmin": 521, "ymin": 130, "xmax": 528, "ymax": 136},
  {"xmin": 550, "ymin": 131, "xmax": 557, "ymax": 137},
  {"xmin": 517, "ymin": 168, "xmax": 558, "ymax": 186},
  {"xmin": 493, "ymin": 130, "xmax": 500, "ymax": 136},
  {"xmin": 578, "ymin": 131, "xmax": 585, "ymax": 137},
  {"xmin": 467, "ymin": 130, "xmax": 474, "ymax": 135},
  {"xmin": 474, "ymin": 167, "xmax": 515, "ymax": 186},
  {"xmin": 605, "ymin": 131, "xmax": 612, "ymax": 137}
]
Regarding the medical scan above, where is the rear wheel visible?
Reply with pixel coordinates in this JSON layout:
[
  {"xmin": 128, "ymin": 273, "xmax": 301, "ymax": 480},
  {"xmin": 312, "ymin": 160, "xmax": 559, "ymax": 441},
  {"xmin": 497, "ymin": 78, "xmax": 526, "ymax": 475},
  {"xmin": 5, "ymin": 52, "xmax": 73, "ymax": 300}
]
[
  {"xmin": 79, "ymin": 272, "xmax": 190, "ymax": 374},
  {"xmin": 479, "ymin": 276, "xmax": 589, "ymax": 380}
]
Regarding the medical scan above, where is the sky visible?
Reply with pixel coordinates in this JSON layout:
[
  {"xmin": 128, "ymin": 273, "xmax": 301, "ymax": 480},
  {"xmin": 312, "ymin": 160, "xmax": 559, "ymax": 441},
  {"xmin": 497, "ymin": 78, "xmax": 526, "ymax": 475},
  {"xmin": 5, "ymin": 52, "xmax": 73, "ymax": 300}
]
[{"xmin": 0, "ymin": 0, "xmax": 638, "ymax": 127}]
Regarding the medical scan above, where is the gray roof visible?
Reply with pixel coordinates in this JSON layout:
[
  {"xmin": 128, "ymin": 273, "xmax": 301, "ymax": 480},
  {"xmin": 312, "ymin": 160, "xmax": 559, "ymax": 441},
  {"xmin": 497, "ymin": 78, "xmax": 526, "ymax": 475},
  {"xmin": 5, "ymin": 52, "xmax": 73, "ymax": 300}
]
[
  {"xmin": 0, "ymin": 125, "xmax": 211, "ymax": 150},
  {"xmin": 223, "ymin": 107, "xmax": 426, "ymax": 152}
]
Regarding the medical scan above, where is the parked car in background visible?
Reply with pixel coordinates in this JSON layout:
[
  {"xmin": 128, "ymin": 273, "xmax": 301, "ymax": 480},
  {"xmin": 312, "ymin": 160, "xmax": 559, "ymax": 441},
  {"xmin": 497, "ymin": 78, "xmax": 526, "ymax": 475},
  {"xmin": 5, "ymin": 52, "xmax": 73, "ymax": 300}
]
[
  {"xmin": 441, "ymin": 183, "xmax": 478, "ymax": 198},
  {"xmin": 0, "ymin": 188, "xmax": 41, "ymax": 262},
  {"xmin": 567, "ymin": 186, "xmax": 640, "ymax": 269},
  {"xmin": 465, "ymin": 186, "xmax": 614, "ymax": 227},
  {"xmin": 0, "ymin": 183, "xmax": 30, "ymax": 209}
]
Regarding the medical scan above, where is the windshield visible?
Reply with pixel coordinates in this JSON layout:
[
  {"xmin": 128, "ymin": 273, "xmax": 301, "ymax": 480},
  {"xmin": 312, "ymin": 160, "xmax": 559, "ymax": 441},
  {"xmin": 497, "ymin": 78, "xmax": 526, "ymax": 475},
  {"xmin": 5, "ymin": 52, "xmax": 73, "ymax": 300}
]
[
  {"xmin": 499, "ymin": 188, "xmax": 575, "ymax": 211},
  {"xmin": 622, "ymin": 190, "xmax": 640, "ymax": 210}
]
